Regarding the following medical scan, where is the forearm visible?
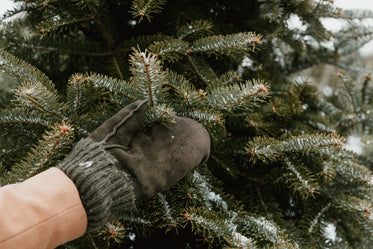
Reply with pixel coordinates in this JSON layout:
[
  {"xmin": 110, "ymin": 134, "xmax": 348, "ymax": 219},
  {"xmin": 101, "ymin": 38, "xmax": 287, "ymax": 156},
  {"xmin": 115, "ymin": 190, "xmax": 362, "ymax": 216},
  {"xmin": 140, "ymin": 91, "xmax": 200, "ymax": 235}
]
[{"xmin": 0, "ymin": 168, "xmax": 87, "ymax": 249}]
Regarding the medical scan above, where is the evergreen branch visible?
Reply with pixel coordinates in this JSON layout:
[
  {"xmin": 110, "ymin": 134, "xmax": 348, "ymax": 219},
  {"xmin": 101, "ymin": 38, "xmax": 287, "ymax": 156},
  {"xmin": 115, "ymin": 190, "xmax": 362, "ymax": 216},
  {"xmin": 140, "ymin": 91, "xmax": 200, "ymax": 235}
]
[
  {"xmin": 27, "ymin": 137, "xmax": 62, "ymax": 178},
  {"xmin": 182, "ymin": 109, "xmax": 223, "ymax": 123},
  {"xmin": 308, "ymin": 202, "xmax": 332, "ymax": 233},
  {"xmin": 208, "ymin": 71, "xmax": 241, "ymax": 90},
  {"xmin": 187, "ymin": 56, "xmax": 219, "ymax": 87},
  {"xmin": 189, "ymin": 32, "xmax": 262, "ymax": 55},
  {"xmin": 13, "ymin": 82, "xmax": 65, "ymax": 120},
  {"xmin": 334, "ymin": 194, "xmax": 373, "ymax": 217},
  {"xmin": 130, "ymin": 0, "xmax": 166, "ymax": 22},
  {"xmin": 319, "ymin": 160, "xmax": 337, "ymax": 183},
  {"xmin": 157, "ymin": 193, "xmax": 180, "ymax": 229},
  {"xmin": 302, "ymin": 1, "xmax": 342, "ymax": 19},
  {"xmin": 183, "ymin": 207, "xmax": 256, "ymax": 248},
  {"xmin": 334, "ymin": 25, "xmax": 373, "ymax": 55},
  {"xmin": 307, "ymin": 119, "xmax": 336, "ymax": 134},
  {"xmin": 336, "ymin": 62, "xmax": 373, "ymax": 76},
  {"xmin": 318, "ymin": 100, "xmax": 345, "ymax": 122},
  {"xmin": 164, "ymin": 69, "xmax": 201, "ymax": 106},
  {"xmin": 177, "ymin": 20, "xmax": 214, "ymax": 40},
  {"xmin": 77, "ymin": 73, "xmax": 137, "ymax": 101},
  {"xmin": 339, "ymin": 216, "xmax": 373, "ymax": 245},
  {"xmin": 143, "ymin": 104, "xmax": 176, "ymax": 127},
  {"xmin": 113, "ymin": 57, "xmax": 124, "ymax": 80},
  {"xmin": 130, "ymin": 48, "xmax": 167, "ymax": 106},
  {"xmin": 235, "ymin": 214, "xmax": 293, "ymax": 248},
  {"xmin": 342, "ymin": 9, "xmax": 373, "ymax": 20},
  {"xmin": 95, "ymin": 220, "xmax": 127, "ymax": 246},
  {"xmin": 243, "ymin": 114, "xmax": 275, "ymax": 136},
  {"xmin": 0, "ymin": 3, "xmax": 26, "ymax": 20},
  {"xmin": 207, "ymin": 80, "xmax": 270, "ymax": 111},
  {"xmin": 332, "ymin": 154, "xmax": 373, "ymax": 185},
  {"xmin": 120, "ymin": 212, "xmax": 152, "ymax": 226},
  {"xmin": 0, "ymin": 50, "xmax": 56, "ymax": 93},
  {"xmin": 337, "ymin": 72, "xmax": 361, "ymax": 115},
  {"xmin": 68, "ymin": 76, "xmax": 81, "ymax": 122},
  {"xmin": 149, "ymin": 39, "xmax": 189, "ymax": 62},
  {"xmin": 282, "ymin": 158, "xmax": 319, "ymax": 198},
  {"xmin": 37, "ymin": 15, "xmax": 94, "ymax": 35},
  {"xmin": 307, "ymin": 19, "xmax": 333, "ymax": 42},
  {"xmin": 186, "ymin": 54, "xmax": 212, "ymax": 87},
  {"xmin": 190, "ymin": 171, "xmax": 229, "ymax": 210},
  {"xmin": 1, "ymin": 122, "xmax": 74, "ymax": 185},
  {"xmin": 248, "ymin": 134, "xmax": 344, "ymax": 163},
  {"xmin": 25, "ymin": 94, "xmax": 63, "ymax": 119},
  {"xmin": 0, "ymin": 108, "xmax": 52, "ymax": 127},
  {"xmin": 67, "ymin": 74, "xmax": 137, "ymax": 124},
  {"xmin": 143, "ymin": 56, "xmax": 154, "ymax": 106}
]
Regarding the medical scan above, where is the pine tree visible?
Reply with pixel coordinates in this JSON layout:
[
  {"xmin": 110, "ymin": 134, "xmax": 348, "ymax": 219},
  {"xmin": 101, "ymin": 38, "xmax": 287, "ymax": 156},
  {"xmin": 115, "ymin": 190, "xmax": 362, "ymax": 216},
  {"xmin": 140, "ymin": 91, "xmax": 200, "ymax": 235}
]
[{"xmin": 1, "ymin": 0, "xmax": 373, "ymax": 248}]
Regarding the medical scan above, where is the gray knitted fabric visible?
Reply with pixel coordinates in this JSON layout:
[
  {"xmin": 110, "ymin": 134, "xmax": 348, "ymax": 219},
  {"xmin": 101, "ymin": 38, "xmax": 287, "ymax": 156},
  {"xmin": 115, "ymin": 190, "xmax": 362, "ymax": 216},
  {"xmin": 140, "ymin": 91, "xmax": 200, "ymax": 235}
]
[{"xmin": 56, "ymin": 137, "xmax": 136, "ymax": 232}]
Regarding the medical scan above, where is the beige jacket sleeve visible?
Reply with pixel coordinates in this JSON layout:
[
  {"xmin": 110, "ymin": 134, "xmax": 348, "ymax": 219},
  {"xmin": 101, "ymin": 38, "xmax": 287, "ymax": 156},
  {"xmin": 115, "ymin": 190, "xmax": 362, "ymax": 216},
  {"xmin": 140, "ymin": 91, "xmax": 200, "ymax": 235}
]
[{"xmin": 0, "ymin": 167, "xmax": 87, "ymax": 249}]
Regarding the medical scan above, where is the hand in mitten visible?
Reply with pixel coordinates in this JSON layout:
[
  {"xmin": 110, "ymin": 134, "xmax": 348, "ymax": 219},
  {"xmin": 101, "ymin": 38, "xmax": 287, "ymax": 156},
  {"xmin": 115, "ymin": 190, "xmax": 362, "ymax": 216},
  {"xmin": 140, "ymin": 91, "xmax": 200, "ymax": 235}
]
[
  {"xmin": 112, "ymin": 116, "xmax": 211, "ymax": 199},
  {"xmin": 56, "ymin": 100, "xmax": 210, "ymax": 232}
]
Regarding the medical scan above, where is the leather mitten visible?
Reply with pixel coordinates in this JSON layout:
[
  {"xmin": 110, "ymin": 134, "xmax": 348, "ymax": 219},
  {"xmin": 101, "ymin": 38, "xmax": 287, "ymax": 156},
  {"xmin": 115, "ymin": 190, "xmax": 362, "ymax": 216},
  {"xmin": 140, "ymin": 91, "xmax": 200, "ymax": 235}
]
[
  {"xmin": 113, "ymin": 116, "xmax": 211, "ymax": 199},
  {"xmin": 56, "ymin": 100, "xmax": 211, "ymax": 232}
]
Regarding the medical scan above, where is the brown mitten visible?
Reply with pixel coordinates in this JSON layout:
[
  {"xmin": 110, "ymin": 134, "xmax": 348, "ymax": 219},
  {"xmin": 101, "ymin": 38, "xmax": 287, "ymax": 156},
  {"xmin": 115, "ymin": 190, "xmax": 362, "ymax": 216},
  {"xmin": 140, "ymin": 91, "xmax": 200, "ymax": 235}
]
[
  {"xmin": 56, "ymin": 100, "xmax": 210, "ymax": 232},
  {"xmin": 107, "ymin": 116, "xmax": 211, "ymax": 199}
]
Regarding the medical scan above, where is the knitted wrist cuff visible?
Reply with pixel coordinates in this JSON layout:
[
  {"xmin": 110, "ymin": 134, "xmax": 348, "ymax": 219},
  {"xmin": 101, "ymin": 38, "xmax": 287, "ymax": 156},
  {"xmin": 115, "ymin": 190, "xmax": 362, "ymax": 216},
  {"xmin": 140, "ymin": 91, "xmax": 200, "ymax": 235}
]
[{"xmin": 56, "ymin": 137, "xmax": 136, "ymax": 232}]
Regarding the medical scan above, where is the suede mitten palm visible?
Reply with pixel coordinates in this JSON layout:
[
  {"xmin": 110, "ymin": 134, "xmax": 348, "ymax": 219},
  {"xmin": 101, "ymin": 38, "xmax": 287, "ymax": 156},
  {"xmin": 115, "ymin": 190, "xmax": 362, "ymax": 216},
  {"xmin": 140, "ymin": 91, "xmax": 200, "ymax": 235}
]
[{"xmin": 56, "ymin": 100, "xmax": 211, "ymax": 232}]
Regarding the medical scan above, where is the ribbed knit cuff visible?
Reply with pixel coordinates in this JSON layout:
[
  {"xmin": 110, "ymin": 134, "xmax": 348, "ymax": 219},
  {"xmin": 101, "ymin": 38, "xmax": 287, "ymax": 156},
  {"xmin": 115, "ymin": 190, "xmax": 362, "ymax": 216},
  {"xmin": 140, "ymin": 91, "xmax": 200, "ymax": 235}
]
[{"xmin": 56, "ymin": 137, "xmax": 136, "ymax": 232}]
